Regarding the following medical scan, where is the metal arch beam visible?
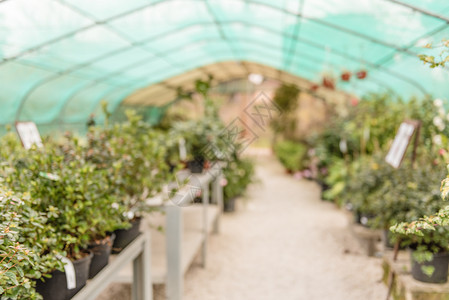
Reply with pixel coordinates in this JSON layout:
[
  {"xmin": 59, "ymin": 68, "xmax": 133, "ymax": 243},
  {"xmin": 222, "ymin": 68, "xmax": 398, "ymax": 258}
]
[
  {"xmin": 13, "ymin": 21, "xmax": 217, "ymax": 121},
  {"xmin": 73, "ymin": 18, "xmax": 426, "ymax": 99},
  {"xmin": 15, "ymin": 16, "xmax": 428, "ymax": 122},
  {"xmin": 386, "ymin": 0, "xmax": 449, "ymax": 23},
  {"xmin": 57, "ymin": 33, "xmax": 394, "ymax": 122},
  {"xmin": 246, "ymin": 0, "xmax": 419, "ymax": 56},
  {"xmin": 283, "ymin": 0, "xmax": 305, "ymax": 70},
  {"xmin": 111, "ymin": 46, "xmax": 389, "ymax": 109},
  {"xmin": 374, "ymin": 22, "xmax": 449, "ymax": 67},
  {"xmin": 3, "ymin": 0, "xmax": 424, "ymax": 67},
  {"xmin": 75, "ymin": 54, "xmax": 382, "ymax": 125},
  {"xmin": 204, "ymin": 1, "xmax": 250, "ymax": 75},
  {"xmin": 11, "ymin": 0, "xmax": 431, "ymax": 120},
  {"xmin": 0, "ymin": 0, "xmax": 170, "ymax": 65},
  {"xmin": 52, "ymin": 20, "xmax": 422, "ymax": 122},
  {"xmin": 56, "ymin": 0, "xmax": 212, "ymax": 82},
  {"xmin": 56, "ymin": 49, "xmax": 234, "ymax": 124}
]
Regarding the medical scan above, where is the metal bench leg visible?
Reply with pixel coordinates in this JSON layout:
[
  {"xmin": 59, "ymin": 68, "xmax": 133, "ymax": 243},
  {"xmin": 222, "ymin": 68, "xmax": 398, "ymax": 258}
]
[
  {"xmin": 132, "ymin": 231, "xmax": 152, "ymax": 300},
  {"xmin": 201, "ymin": 183, "xmax": 209, "ymax": 268},
  {"xmin": 166, "ymin": 205, "xmax": 183, "ymax": 300}
]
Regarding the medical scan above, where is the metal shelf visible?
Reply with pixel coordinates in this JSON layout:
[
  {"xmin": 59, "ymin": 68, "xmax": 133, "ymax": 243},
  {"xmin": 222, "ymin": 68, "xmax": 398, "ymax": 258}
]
[{"xmin": 72, "ymin": 231, "xmax": 152, "ymax": 300}]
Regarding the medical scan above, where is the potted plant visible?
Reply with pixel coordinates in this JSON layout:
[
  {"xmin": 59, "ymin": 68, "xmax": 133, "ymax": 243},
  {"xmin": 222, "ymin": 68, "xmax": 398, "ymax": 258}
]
[
  {"xmin": 340, "ymin": 71, "xmax": 351, "ymax": 81},
  {"xmin": 273, "ymin": 140, "xmax": 307, "ymax": 174},
  {"xmin": 172, "ymin": 101, "xmax": 227, "ymax": 173},
  {"xmin": 0, "ymin": 143, "xmax": 126, "ymax": 298},
  {"xmin": 391, "ymin": 221, "xmax": 449, "ymax": 283},
  {"xmin": 84, "ymin": 109, "xmax": 173, "ymax": 253},
  {"xmin": 0, "ymin": 188, "xmax": 47, "ymax": 300},
  {"xmin": 223, "ymin": 158, "xmax": 255, "ymax": 212}
]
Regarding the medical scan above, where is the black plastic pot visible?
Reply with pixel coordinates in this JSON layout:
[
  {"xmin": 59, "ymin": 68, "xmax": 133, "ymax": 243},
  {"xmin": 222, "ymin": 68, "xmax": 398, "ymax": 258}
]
[
  {"xmin": 223, "ymin": 197, "xmax": 237, "ymax": 212},
  {"xmin": 112, "ymin": 218, "xmax": 141, "ymax": 254},
  {"xmin": 411, "ymin": 250, "xmax": 449, "ymax": 283},
  {"xmin": 88, "ymin": 233, "xmax": 116, "ymax": 278},
  {"xmin": 36, "ymin": 252, "xmax": 93, "ymax": 300},
  {"xmin": 187, "ymin": 157, "xmax": 204, "ymax": 174}
]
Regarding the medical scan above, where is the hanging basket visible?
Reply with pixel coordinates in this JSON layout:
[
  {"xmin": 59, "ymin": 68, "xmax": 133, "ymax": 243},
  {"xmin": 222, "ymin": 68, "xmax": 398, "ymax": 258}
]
[
  {"xmin": 340, "ymin": 71, "xmax": 351, "ymax": 82},
  {"xmin": 356, "ymin": 70, "xmax": 367, "ymax": 79}
]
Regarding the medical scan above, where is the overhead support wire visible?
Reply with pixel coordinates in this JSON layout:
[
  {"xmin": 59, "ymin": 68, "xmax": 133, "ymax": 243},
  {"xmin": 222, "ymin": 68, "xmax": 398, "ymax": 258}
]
[
  {"xmin": 386, "ymin": 0, "xmax": 449, "ymax": 23},
  {"xmin": 374, "ymin": 22, "xmax": 449, "ymax": 67},
  {"xmin": 15, "ymin": 19, "xmax": 427, "ymax": 122},
  {"xmin": 0, "ymin": 0, "xmax": 169, "ymax": 66},
  {"xmin": 283, "ymin": 0, "xmax": 306, "ymax": 71},
  {"xmin": 204, "ymin": 0, "xmax": 251, "ymax": 76}
]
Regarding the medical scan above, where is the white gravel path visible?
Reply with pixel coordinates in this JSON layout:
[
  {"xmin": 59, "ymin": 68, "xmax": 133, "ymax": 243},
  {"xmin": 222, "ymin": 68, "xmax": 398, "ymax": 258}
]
[{"xmin": 182, "ymin": 155, "xmax": 387, "ymax": 300}]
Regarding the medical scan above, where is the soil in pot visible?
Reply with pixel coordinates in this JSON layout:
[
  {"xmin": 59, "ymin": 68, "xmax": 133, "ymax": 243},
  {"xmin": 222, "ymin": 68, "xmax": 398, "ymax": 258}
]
[
  {"xmin": 224, "ymin": 197, "xmax": 237, "ymax": 212},
  {"xmin": 112, "ymin": 218, "xmax": 141, "ymax": 254},
  {"xmin": 187, "ymin": 157, "xmax": 204, "ymax": 173},
  {"xmin": 36, "ymin": 251, "xmax": 93, "ymax": 300},
  {"xmin": 411, "ymin": 250, "xmax": 449, "ymax": 283},
  {"xmin": 88, "ymin": 233, "xmax": 116, "ymax": 278}
]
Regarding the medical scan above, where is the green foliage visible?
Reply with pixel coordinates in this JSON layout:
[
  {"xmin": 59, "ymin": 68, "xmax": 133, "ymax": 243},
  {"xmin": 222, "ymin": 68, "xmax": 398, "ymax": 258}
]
[
  {"xmin": 223, "ymin": 158, "xmax": 255, "ymax": 201},
  {"xmin": 271, "ymin": 83, "xmax": 300, "ymax": 139},
  {"xmin": 274, "ymin": 140, "xmax": 307, "ymax": 172},
  {"xmin": 418, "ymin": 39, "xmax": 449, "ymax": 68},
  {"xmin": 272, "ymin": 83, "xmax": 299, "ymax": 111},
  {"xmin": 0, "ymin": 189, "xmax": 46, "ymax": 299}
]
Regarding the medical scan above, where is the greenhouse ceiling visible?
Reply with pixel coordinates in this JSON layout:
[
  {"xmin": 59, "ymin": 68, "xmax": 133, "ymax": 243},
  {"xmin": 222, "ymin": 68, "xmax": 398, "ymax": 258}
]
[{"xmin": 1, "ymin": 0, "xmax": 449, "ymax": 127}]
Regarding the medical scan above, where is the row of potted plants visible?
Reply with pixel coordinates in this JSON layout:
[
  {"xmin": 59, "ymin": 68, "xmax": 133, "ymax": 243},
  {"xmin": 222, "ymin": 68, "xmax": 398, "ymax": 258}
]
[
  {"xmin": 0, "ymin": 78, "xmax": 256, "ymax": 299},
  {"xmin": 272, "ymin": 84, "xmax": 449, "ymax": 283}
]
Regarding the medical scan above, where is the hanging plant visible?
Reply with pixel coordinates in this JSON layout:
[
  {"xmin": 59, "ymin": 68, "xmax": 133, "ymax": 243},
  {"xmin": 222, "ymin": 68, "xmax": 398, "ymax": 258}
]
[
  {"xmin": 322, "ymin": 76, "xmax": 335, "ymax": 90},
  {"xmin": 340, "ymin": 71, "xmax": 351, "ymax": 82},
  {"xmin": 356, "ymin": 70, "xmax": 367, "ymax": 79}
]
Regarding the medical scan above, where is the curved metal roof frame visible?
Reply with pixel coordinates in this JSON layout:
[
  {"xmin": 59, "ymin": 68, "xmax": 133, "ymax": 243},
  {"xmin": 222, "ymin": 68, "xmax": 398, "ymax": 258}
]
[{"xmin": 1, "ymin": 0, "xmax": 449, "ymax": 127}]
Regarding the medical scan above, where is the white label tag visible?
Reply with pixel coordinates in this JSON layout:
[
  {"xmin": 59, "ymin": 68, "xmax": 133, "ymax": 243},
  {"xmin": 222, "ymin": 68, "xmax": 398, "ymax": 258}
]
[
  {"xmin": 339, "ymin": 139, "xmax": 348, "ymax": 154},
  {"xmin": 56, "ymin": 255, "xmax": 76, "ymax": 290},
  {"xmin": 179, "ymin": 138, "xmax": 187, "ymax": 161}
]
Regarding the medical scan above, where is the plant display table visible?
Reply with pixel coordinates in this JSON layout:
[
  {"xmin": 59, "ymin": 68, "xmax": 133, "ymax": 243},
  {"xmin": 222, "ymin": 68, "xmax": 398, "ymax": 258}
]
[
  {"xmin": 116, "ymin": 165, "xmax": 223, "ymax": 300},
  {"xmin": 344, "ymin": 210, "xmax": 381, "ymax": 256},
  {"xmin": 72, "ymin": 231, "xmax": 152, "ymax": 300},
  {"xmin": 383, "ymin": 250, "xmax": 449, "ymax": 300}
]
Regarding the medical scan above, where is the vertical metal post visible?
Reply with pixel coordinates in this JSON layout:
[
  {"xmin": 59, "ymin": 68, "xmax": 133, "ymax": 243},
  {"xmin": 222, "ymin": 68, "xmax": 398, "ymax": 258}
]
[
  {"xmin": 201, "ymin": 181, "xmax": 209, "ymax": 268},
  {"xmin": 212, "ymin": 171, "xmax": 223, "ymax": 234},
  {"xmin": 166, "ymin": 205, "xmax": 183, "ymax": 300},
  {"xmin": 132, "ymin": 231, "xmax": 152, "ymax": 300}
]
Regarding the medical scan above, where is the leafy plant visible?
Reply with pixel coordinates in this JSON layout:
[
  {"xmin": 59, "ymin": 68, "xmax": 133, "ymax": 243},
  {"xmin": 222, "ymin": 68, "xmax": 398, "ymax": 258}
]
[
  {"xmin": 0, "ymin": 188, "xmax": 47, "ymax": 299},
  {"xmin": 271, "ymin": 83, "xmax": 300, "ymax": 140},
  {"xmin": 274, "ymin": 140, "xmax": 307, "ymax": 172},
  {"xmin": 223, "ymin": 158, "xmax": 255, "ymax": 201}
]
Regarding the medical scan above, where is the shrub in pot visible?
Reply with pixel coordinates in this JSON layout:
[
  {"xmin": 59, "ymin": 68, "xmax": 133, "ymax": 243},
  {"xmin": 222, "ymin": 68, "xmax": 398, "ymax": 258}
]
[
  {"xmin": 83, "ymin": 109, "xmax": 173, "ymax": 252},
  {"xmin": 391, "ymin": 222, "xmax": 449, "ymax": 283},
  {"xmin": 1, "ymin": 145, "xmax": 124, "ymax": 298},
  {"xmin": 369, "ymin": 161, "xmax": 445, "ymax": 248},
  {"xmin": 274, "ymin": 140, "xmax": 307, "ymax": 173},
  {"xmin": 0, "ymin": 188, "xmax": 47, "ymax": 300},
  {"xmin": 223, "ymin": 158, "xmax": 255, "ymax": 212},
  {"xmin": 171, "ymin": 96, "xmax": 229, "ymax": 173}
]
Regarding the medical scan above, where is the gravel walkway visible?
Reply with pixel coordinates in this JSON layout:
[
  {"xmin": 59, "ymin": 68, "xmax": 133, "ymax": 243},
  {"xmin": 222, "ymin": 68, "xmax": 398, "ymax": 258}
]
[{"xmin": 182, "ymin": 155, "xmax": 387, "ymax": 300}]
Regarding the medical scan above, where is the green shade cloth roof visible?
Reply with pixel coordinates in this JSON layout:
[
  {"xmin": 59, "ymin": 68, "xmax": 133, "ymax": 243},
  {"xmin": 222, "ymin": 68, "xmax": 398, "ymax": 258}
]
[{"xmin": 1, "ymin": 0, "xmax": 449, "ymax": 128}]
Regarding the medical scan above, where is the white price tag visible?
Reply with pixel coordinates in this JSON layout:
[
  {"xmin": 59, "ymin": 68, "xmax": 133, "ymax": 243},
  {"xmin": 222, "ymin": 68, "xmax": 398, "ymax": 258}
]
[
  {"xmin": 56, "ymin": 255, "xmax": 76, "ymax": 290},
  {"xmin": 15, "ymin": 122, "xmax": 43, "ymax": 150},
  {"xmin": 339, "ymin": 139, "xmax": 348, "ymax": 154},
  {"xmin": 179, "ymin": 138, "xmax": 187, "ymax": 161}
]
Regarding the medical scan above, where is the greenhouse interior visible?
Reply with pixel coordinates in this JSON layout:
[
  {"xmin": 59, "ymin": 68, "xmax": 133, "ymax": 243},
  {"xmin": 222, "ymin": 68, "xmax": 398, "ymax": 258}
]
[{"xmin": 3, "ymin": 0, "xmax": 449, "ymax": 299}]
